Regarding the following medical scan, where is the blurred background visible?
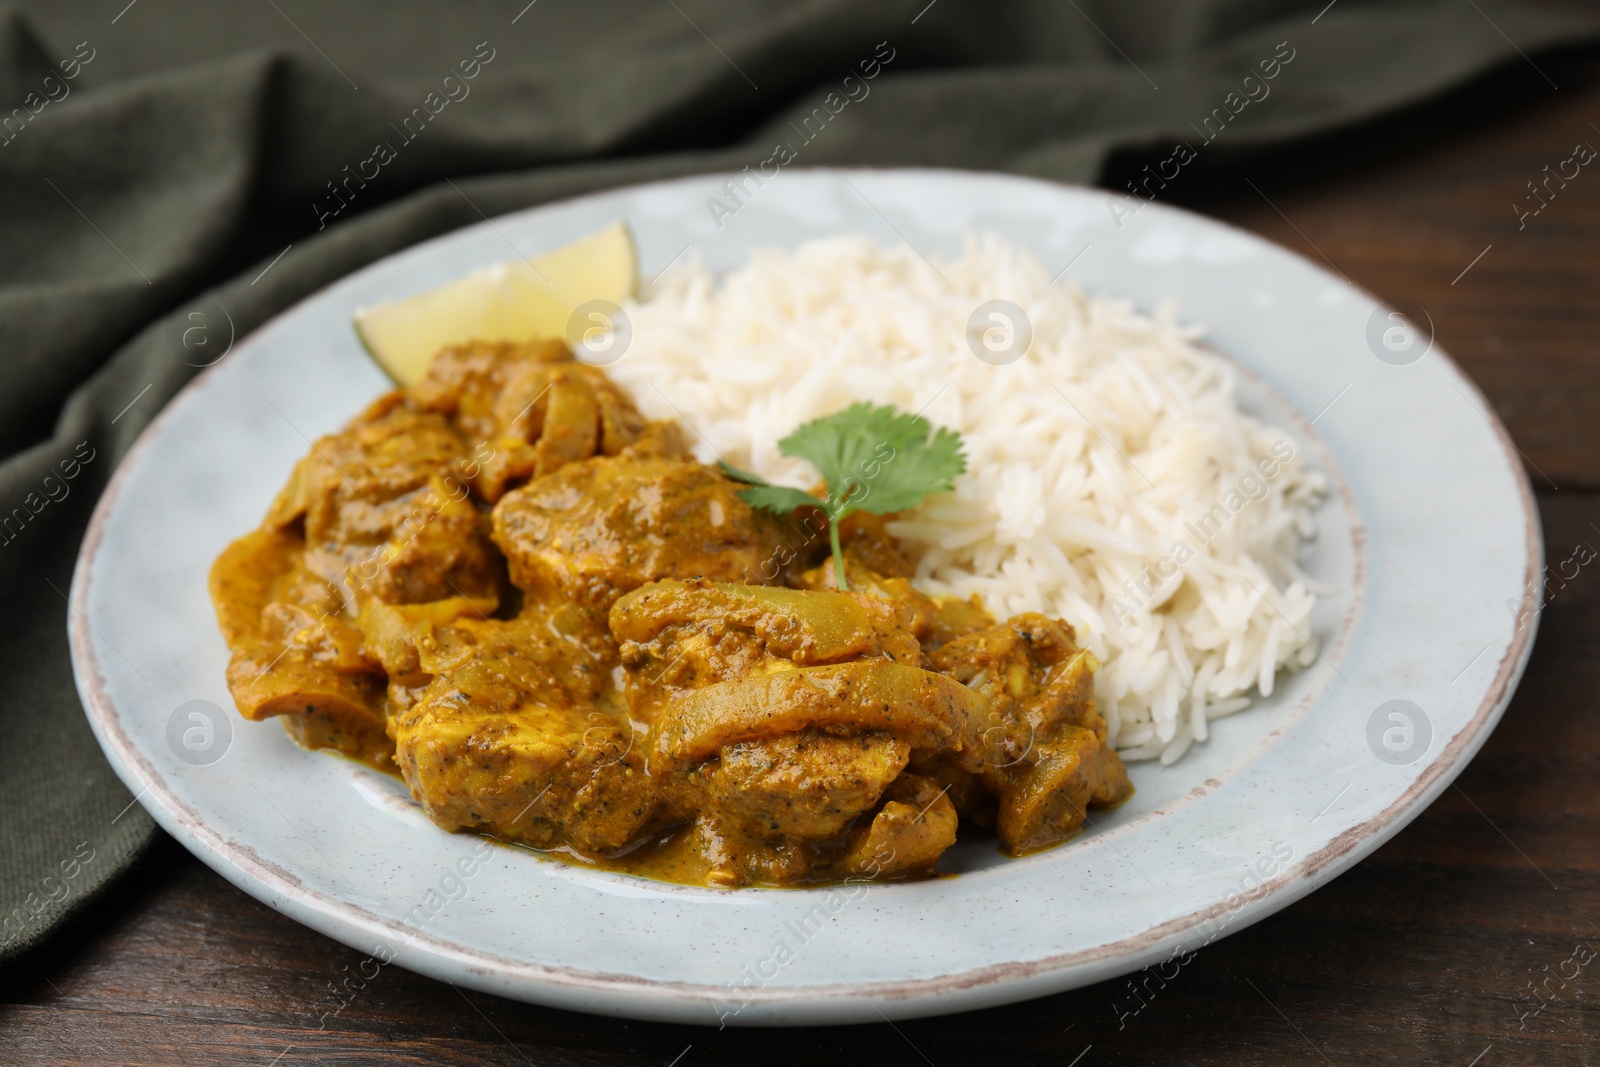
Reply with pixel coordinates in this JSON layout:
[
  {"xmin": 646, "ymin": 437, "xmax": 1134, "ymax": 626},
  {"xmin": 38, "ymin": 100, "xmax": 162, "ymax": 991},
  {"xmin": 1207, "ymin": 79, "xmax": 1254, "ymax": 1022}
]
[{"xmin": 2, "ymin": 2, "xmax": 1598, "ymax": 1063}]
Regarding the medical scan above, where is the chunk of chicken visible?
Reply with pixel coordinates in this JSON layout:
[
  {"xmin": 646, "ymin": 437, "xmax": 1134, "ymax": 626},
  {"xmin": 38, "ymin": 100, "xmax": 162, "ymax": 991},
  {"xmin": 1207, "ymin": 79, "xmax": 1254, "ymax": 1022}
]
[
  {"xmin": 390, "ymin": 610, "xmax": 664, "ymax": 853},
  {"xmin": 929, "ymin": 613, "xmax": 1132, "ymax": 853},
  {"xmin": 995, "ymin": 725, "xmax": 1126, "ymax": 854},
  {"xmin": 695, "ymin": 731, "xmax": 911, "ymax": 841},
  {"xmin": 492, "ymin": 457, "xmax": 798, "ymax": 612},
  {"xmin": 412, "ymin": 338, "xmax": 686, "ymax": 500},
  {"xmin": 610, "ymin": 579, "xmax": 925, "ymax": 720},
  {"xmin": 843, "ymin": 773, "xmax": 959, "ymax": 880},
  {"xmin": 265, "ymin": 393, "xmax": 503, "ymax": 609}
]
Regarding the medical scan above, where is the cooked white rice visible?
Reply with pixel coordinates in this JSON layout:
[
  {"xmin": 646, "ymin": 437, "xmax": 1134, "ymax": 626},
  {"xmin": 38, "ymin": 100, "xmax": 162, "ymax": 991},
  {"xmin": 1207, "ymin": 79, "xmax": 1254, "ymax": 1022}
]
[{"xmin": 610, "ymin": 234, "xmax": 1326, "ymax": 764}]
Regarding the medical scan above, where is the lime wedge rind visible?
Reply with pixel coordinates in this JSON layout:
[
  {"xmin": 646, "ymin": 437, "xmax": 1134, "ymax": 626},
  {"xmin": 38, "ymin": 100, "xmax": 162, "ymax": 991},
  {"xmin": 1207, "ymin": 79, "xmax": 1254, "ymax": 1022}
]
[{"xmin": 353, "ymin": 220, "xmax": 637, "ymax": 386}]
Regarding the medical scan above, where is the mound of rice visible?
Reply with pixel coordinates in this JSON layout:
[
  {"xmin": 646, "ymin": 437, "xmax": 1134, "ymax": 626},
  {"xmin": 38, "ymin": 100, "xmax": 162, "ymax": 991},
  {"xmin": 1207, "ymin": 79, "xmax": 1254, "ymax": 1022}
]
[{"xmin": 610, "ymin": 234, "xmax": 1326, "ymax": 764}]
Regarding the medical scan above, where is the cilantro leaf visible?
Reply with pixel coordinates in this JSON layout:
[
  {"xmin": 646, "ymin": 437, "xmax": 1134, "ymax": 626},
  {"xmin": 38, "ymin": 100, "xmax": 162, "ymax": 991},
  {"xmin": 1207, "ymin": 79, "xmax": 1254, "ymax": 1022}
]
[
  {"xmin": 718, "ymin": 403, "xmax": 966, "ymax": 589},
  {"xmin": 734, "ymin": 483, "xmax": 822, "ymax": 516},
  {"xmin": 778, "ymin": 402, "xmax": 965, "ymax": 520},
  {"xmin": 715, "ymin": 461, "xmax": 767, "ymax": 486}
]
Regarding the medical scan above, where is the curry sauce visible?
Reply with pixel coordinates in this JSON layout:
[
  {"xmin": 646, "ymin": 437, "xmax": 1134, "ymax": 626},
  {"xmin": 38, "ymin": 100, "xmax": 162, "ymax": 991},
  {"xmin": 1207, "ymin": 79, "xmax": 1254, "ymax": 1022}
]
[{"xmin": 209, "ymin": 338, "xmax": 1131, "ymax": 887}]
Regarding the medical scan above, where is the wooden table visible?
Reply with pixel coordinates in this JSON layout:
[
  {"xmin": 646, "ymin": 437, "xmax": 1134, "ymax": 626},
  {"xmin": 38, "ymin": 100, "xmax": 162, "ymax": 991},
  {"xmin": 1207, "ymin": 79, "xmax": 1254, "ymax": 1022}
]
[{"xmin": 6, "ymin": 53, "xmax": 1600, "ymax": 1067}]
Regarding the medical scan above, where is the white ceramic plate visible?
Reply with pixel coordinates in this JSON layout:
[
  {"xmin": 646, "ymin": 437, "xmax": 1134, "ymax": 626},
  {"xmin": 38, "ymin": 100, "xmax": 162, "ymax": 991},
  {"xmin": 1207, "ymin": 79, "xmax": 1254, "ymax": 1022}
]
[{"xmin": 70, "ymin": 169, "xmax": 1540, "ymax": 1026}]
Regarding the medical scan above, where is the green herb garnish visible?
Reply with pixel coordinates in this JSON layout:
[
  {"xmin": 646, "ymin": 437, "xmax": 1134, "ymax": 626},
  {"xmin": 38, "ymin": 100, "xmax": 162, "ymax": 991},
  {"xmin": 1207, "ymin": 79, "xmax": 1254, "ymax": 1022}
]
[{"xmin": 720, "ymin": 402, "xmax": 966, "ymax": 590}]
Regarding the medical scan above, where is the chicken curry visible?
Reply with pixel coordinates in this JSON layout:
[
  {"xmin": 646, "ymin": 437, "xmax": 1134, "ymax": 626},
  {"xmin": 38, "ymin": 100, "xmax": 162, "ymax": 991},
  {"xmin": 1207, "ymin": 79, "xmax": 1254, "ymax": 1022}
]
[{"xmin": 209, "ymin": 339, "xmax": 1132, "ymax": 887}]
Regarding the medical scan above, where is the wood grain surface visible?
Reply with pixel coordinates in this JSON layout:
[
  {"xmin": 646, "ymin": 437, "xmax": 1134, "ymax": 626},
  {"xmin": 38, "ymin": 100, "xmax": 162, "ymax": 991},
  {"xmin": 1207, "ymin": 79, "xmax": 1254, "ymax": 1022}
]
[{"xmin": 4, "ymin": 50, "xmax": 1599, "ymax": 1067}]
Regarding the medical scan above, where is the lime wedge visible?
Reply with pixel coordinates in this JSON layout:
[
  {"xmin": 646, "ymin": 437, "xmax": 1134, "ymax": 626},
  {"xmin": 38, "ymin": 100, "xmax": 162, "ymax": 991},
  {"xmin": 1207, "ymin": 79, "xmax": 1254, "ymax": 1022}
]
[{"xmin": 353, "ymin": 220, "xmax": 638, "ymax": 386}]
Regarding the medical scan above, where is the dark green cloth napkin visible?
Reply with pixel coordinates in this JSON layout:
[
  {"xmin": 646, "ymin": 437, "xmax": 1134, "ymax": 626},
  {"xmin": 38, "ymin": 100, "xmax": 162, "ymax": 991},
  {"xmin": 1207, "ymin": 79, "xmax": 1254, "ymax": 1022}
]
[{"xmin": 2, "ymin": 0, "xmax": 1593, "ymax": 962}]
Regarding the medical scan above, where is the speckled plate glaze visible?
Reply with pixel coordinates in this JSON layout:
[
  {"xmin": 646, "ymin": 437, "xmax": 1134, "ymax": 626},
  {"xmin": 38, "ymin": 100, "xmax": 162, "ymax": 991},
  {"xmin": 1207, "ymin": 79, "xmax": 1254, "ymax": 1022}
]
[{"xmin": 70, "ymin": 170, "xmax": 1540, "ymax": 1026}]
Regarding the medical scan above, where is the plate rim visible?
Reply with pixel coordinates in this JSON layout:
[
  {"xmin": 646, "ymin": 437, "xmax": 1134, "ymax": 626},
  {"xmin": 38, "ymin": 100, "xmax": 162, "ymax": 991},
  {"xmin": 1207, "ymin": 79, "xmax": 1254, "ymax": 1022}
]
[{"xmin": 68, "ymin": 165, "xmax": 1544, "ymax": 1024}]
